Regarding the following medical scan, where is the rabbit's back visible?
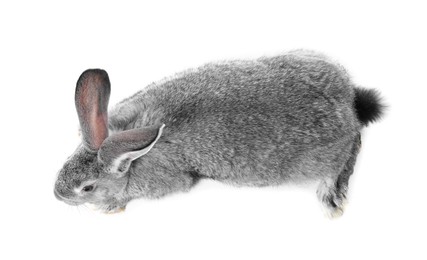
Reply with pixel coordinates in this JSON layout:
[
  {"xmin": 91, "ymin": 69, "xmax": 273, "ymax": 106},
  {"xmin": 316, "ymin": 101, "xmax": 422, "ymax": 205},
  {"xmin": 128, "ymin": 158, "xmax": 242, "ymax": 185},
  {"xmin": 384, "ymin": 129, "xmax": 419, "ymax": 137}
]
[{"xmin": 110, "ymin": 51, "xmax": 361, "ymax": 185}]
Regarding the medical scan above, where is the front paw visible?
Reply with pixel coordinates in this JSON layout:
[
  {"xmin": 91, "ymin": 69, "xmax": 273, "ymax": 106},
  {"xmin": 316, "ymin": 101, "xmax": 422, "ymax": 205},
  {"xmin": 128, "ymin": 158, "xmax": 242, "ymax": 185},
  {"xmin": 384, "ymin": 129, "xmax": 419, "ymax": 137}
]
[
  {"xmin": 86, "ymin": 203, "xmax": 126, "ymax": 214},
  {"xmin": 104, "ymin": 204, "xmax": 126, "ymax": 214}
]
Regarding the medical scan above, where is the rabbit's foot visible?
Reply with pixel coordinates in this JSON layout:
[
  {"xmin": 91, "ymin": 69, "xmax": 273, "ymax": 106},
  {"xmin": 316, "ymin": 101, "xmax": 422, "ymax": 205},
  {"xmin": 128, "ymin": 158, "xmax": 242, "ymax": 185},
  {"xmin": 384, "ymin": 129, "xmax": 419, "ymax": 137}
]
[
  {"xmin": 102, "ymin": 203, "xmax": 127, "ymax": 214},
  {"xmin": 317, "ymin": 180, "xmax": 347, "ymax": 218},
  {"xmin": 105, "ymin": 205, "xmax": 126, "ymax": 214},
  {"xmin": 87, "ymin": 202, "xmax": 127, "ymax": 214}
]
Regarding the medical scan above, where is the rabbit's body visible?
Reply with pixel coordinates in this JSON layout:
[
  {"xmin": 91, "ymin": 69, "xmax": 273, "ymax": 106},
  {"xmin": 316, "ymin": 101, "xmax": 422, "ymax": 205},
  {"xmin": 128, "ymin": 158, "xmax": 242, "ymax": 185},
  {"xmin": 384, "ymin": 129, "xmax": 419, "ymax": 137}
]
[
  {"xmin": 55, "ymin": 50, "xmax": 383, "ymax": 217},
  {"xmin": 110, "ymin": 51, "xmax": 359, "ymax": 185}
]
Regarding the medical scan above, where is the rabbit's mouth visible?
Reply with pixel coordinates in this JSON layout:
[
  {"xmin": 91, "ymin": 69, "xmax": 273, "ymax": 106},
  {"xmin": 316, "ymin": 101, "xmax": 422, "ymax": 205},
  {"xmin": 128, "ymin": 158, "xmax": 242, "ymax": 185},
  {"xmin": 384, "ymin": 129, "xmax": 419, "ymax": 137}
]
[
  {"xmin": 63, "ymin": 200, "xmax": 83, "ymax": 206},
  {"xmin": 54, "ymin": 189, "xmax": 84, "ymax": 206}
]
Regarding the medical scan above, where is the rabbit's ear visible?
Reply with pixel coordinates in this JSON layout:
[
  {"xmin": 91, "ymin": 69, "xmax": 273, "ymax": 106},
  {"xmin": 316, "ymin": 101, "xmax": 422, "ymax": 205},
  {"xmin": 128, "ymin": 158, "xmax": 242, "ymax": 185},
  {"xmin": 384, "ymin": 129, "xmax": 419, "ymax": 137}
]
[
  {"xmin": 75, "ymin": 69, "xmax": 111, "ymax": 151},
  {"xmin": 98, "ymin": 124, "xmax": 165, "ymax": 177}
]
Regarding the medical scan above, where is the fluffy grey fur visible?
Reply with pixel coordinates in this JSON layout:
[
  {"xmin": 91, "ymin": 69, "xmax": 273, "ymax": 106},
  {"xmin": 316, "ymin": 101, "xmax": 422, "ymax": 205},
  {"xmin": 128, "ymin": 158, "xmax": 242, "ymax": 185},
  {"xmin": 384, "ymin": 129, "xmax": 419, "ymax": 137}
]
[{"xmin": 54, "ymin": 50, "xmax": 384, "ymax": 217}]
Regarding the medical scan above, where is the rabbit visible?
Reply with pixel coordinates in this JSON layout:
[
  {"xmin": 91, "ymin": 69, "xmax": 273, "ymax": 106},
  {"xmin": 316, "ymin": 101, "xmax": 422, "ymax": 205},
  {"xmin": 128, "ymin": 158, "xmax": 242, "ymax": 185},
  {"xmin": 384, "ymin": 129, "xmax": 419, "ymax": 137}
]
[{"xmin": 54, "ymin": 50, "xmax": 384, "ymax": 217}]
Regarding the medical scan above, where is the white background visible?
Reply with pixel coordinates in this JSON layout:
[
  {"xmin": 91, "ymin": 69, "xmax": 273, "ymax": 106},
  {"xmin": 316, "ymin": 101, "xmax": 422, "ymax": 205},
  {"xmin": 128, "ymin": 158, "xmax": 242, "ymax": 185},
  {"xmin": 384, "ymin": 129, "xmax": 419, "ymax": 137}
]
[{"xmin": 1, "ymin": 1, "xmax": 426, "ymax": 259}]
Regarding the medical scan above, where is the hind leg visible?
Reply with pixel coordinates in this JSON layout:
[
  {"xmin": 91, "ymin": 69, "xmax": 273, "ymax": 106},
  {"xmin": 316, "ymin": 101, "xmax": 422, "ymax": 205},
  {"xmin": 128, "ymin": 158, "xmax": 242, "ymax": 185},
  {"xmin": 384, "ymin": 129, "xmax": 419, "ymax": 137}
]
[{"xmin": 317, "ymin": 134, "xmax": 361, "ymax": 217}]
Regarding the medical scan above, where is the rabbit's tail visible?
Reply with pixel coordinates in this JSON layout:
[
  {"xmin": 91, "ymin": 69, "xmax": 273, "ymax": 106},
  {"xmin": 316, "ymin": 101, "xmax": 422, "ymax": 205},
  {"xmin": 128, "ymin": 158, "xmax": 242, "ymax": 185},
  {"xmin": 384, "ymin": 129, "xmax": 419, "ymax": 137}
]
[{"xmin": 354, "ymin": 87, "xmax": 385, "ymax": 126}]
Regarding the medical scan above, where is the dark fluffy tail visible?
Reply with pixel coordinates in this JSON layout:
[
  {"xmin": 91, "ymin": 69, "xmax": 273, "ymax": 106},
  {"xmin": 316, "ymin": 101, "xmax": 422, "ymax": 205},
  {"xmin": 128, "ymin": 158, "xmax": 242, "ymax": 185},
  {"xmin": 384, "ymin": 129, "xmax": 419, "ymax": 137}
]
[{"xmin": 354, "ymin": 87, "xmax": 385, "ymax": 126}]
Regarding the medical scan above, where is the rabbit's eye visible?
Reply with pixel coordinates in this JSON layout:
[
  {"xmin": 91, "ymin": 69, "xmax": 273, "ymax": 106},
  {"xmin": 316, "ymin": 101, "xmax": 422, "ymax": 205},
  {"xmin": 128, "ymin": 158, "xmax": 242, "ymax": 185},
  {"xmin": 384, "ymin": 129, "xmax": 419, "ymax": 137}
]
[{"xmin": 82, "ymin": 185, "xmax": 94, "ymax": 192}]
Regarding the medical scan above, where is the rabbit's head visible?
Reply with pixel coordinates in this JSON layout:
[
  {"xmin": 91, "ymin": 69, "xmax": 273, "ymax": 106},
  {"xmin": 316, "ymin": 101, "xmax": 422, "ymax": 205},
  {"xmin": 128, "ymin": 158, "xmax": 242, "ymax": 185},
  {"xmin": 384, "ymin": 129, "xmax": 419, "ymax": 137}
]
[{"xmin": 54, "ymin": 69, "xmax": 164, "ymax": 206}]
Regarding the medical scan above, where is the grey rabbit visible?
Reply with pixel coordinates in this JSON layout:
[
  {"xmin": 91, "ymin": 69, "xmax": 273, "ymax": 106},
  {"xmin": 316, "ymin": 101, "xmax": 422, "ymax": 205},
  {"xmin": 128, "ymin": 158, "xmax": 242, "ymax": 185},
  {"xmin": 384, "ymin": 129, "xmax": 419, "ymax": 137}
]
[{"xmin": 54, "ymin": 50, "xmax": 384, "ymax": 217}]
